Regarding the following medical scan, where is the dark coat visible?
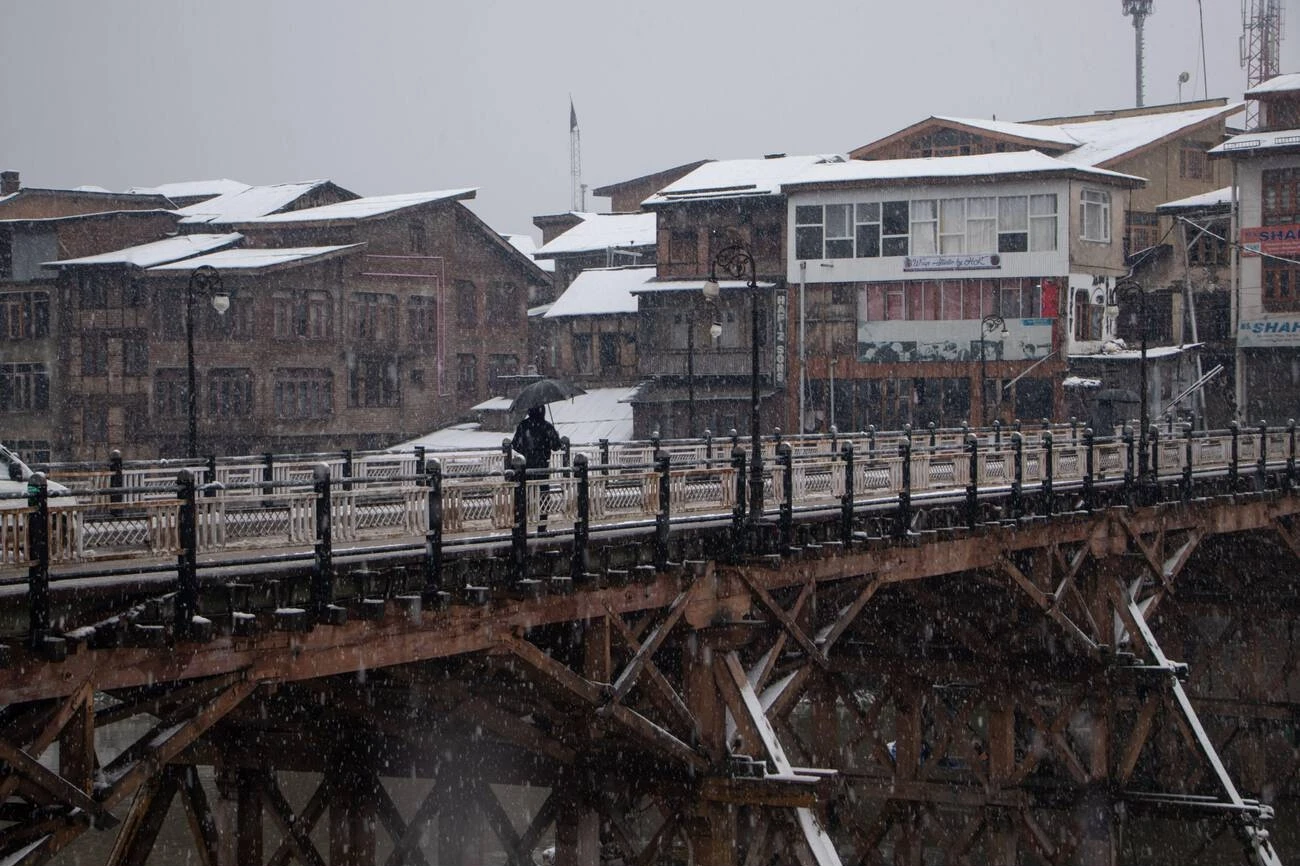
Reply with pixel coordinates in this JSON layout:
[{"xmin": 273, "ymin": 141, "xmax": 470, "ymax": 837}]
[{"xmin": 512, "ymin": 414, "xmax": 561, "ymax": 469}]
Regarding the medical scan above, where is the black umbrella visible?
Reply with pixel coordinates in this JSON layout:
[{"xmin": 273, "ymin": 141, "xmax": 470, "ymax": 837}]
[{"xmin": 509, "ymin": 378, "xmax": 586, "ymax": 413}]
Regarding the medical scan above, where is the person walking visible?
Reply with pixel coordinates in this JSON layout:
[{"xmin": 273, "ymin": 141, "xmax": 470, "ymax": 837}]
[{"xmin": 512, "ymin": 406, "xmax": 562, "ymax": 529}]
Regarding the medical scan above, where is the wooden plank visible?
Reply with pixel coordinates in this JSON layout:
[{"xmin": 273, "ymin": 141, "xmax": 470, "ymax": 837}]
[
  {"xmin": 105, "ymin": 768, "xmax": 179, "ymax": 866},
  {"xmin": 177, "ymin": 764, "xmax": 221, "ymax": 866}
]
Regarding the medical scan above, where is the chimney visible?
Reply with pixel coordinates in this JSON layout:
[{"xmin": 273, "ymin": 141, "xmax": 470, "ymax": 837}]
[{"xmin": 0, "ymin": 171, "xmax": 18, "ymax": 195}]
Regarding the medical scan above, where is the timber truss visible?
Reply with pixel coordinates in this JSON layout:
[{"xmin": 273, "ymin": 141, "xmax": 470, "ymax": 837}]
[{"xmin": 1, "ymin": 492, "xmax": 1298, "ymax": 864}]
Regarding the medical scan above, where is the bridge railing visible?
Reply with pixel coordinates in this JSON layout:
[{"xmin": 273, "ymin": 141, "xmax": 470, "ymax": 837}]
[{"xmin": 6, "ymin": 424, "xmax": 1297, "ymax": 572}]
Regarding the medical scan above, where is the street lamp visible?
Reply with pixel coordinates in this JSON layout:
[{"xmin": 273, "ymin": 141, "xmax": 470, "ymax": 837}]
[
  {"xmin": 686, "ymin": 292, "xmax": 723, "ymax": 438},
  {"xmin": 978, "ymin": 314, "xmax": 1009, "ymax": 427},
  {"xmin": 703, "ymin": 240, "xmax": 763, "ymax": 520},
  {"xmin": 186, "ymin": 265, "xmax": 231, "ymax": 459},
  {"xmin": 1116, "ymin": 277, "xmax": 1150, "ymax": 481}
]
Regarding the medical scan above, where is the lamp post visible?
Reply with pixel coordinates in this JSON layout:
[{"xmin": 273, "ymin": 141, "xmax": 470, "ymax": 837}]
[
  {"xmin": 703, "ymin": 240, "xmax": 763, "ymax": 519},
  {"xmin": 686, "ymin": 295, "xmax": 723, "ymax": 438},
  {"xmin": 1117, "ymin": 277, "xmax": 1150, "ymax": 480},
  {"xmin": 978, "ymin": 314, "xmax": 1009, "ymax": 427},
  {"xmin": 186, "ymin": 265, "xmax": 231, "ymax": 459}
]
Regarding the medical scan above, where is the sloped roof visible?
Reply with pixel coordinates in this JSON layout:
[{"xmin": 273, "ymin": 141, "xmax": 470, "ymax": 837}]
[
  {"xmin": 44, "ymin": 233, "xmax": 243, "ymax": 268},
  {"xmin": 1247, "ymin": 73, "xmax": 1300, "ymax": 96},
  {"xmin": 535, "ymin": 212, "xmax": 656, "ymax": 256},
  {"xmin": 544, "ymin": 266, "xmax": 651, "ymax": 318},
  {"xmin": 1211, "ymin": 128, "xmax": 1300, "ymax": 156},
  {"xmin": 1156, "ymin": 186, "xmax": 1233, "ymax": 214},
  {"xmin": 126, "ymin": 179, "xmax": 250, "ymax": 200},
  {"xmin": 147, "ymin": 244, "xmax": 360, "ymax": 273},
  {"xmin": 1049, "ymin": 103, "xmax": 1242, "ymax": 166},
  {"xmin": 233, "ymin": 189, "xmax": 476, "ymax": 225},
  {"xmin": 175, "ymin": 180, "xmax": 344, "ymax": 225},
  {"xmin": 931, "ymin": 116, "xmax": 1080, "ymax": 146},
  {"xmin": 502, "ymin": 233, "xmax": 555, "ymax": 273},
  {"xmin": 642, "ymin": 155, "xmax": 846, "ymax": 206},
  {"xmin": 784, "ymin": 149, "xmax": 1144, "ymax": 191}
]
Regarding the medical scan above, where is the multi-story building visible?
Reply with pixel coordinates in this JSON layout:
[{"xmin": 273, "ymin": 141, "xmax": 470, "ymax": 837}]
[
  {"xmin": 1211, "ymin": 73, "xmax": 1300, "ymax": 422},
  {"xmin": 784, "ymin": 151, "xmax": 1143, "ymax": 431},
  {"xmin": 537, "ymin": 266, "xmax": 649, "ymax": 385},
  {"xmin": 532, "ymin": 211, "xmax": 657, "ymax": 295},
  {"xmin": 34, "ymin": 187, "xmax": 548, "ymax": 460}
]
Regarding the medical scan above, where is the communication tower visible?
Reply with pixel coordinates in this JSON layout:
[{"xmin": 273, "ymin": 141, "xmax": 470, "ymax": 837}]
[
  {"xmin": 1241, "ymin": 0, "xmax": 1286, "ymax": 128},
  {"xmin": 1123, "ymin": 0, "xmax": 1155, "ymax": 107},
  {"xmin": 570, "ymin": 97, "xmax": 585, "ymax": 212}
]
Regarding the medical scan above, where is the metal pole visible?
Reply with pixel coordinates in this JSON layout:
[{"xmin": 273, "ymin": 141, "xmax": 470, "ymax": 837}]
[
  {"xmin": 750, "ymin": 277, "xmax": 763, "ymax": 521},
  {"xmin": 186, "ymin": 274, "xmax": 197, "ymax": 459},
  {"xmin": 979, "ymin": 327, "xmax": 987, "ymax": 427},
  {"xmin": 687, "ymin": 308, "xmax": 696, "ymax": 438},
  {"xmin": 1138, "ymin": 286, "xmax": 1150, "ymax": 483}
]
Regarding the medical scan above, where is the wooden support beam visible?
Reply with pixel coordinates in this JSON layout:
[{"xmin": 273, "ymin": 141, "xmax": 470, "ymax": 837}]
[
  {"xmin": 736, "ymin": 571, "xmax": 829, "ymax": 671},
  {"xmin": 606, "ymin": 586, "xmax": 696, "ymax": 707},
  {"xmin": 106, "ymin": 768, "xmax": 180, "ymax": 866},
  {"xmin": 263, "ymin": 771, "xmax": 329, "ymax": 866},
  {"xmin": 178, "ymin": 764, "xmax": 221, "ymax": 866},
  {"xmin": 605, "ymin": 608, "xmax": 701, "ymax": 748}
]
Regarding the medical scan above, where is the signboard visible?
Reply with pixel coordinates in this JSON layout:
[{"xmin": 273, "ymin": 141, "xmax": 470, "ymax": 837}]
[
  {"xmin": 1238, "ymin": 317, "xmax": 1300, "ymax": 347},
  {"xmin": 903, "ymin": 253, "xmax": 1001, "ymax": 272},
  {"xmin": 773, "ymin": 291, "xmax": 788, "ymax": 385},
  {"xmin": 1241, "ymin": 224, "xmax": 1300, "ymax": 257}
]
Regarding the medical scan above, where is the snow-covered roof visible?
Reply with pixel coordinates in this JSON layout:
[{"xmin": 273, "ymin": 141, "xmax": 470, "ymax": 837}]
[
  {"xmin": 175, "ymin": 180, "xmax": 337, "ymax": 225},
  {"xmin": 395, "ymin": 386, "xmax": 640, "ymax": 450},
  {"xmin": 535, "ymin": 212, "xmax": 656, "ymax": 256},
  {"xmin": 1049, "ymin": 104, "xmax": 1243, "ymax": 166},
  {"xmin": 147, "ymin": 244, "xmax": 360, "ymax": 273},
  {"xmin": 71, "ymin": 185, "xmax": 111, "ymax": 193},
  {"xmin": 630, "ymin": 279, "xmax": 777, "ymax": 294},
  {"xmin": 932, "ymin": 116, "xmax": 1080, "ymax": 147},
  {"xmin": 503, "ymin": 233, "xmax": 555, "ymax": 273},
  {"xmin": 785, "ymin": 150, "xmax": 1143, "ymax": 190},
  {"xmin": 1063, "ymin": 376, "xmax": 1102, "ymax": 388},
  {"xmin": 44, "ymin": 233, "xmax": 243, "ymax": 268},
  {"xmin": 127, "ymin": 179, "xmax": 250, "ymax": 200},
  {"xmin": 1156, "ymin": 186, "xmax": 1233, "ymax": 213},
  {"xmin": 544, "ymin": 266, "xmax": 651, "ymax": 318},
  {"xmin": 1069, "ymin": 343, "xmax": 1201, "ymax": 361},
  {"xmin": 233, "ymin": 189, "xmax": 475, "ymax": 225},
  {"xmin": 1247, "ymin": 73, "xmax": 1300, "ymax": 96},
  {"xmin": 642, "ymin": 154, "xmax": 846, "ymax": 206},
  {"xmin": 1211, "ymin": 128, "xmax": 1300, "ymax": 155}
]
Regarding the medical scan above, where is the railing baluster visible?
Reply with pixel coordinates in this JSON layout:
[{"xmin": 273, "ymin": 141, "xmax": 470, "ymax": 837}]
[
  {"xmin": 1230, "ymin": 421, "xmax": 1240, "ymax": 488},
  {"xmin": 263, "ymin": 452, "xmax": 275, "ymax": 501},
  {"xmin": 1258, "ymin": 420, "xmax": 1269, "ymax": 491},
  {"xmin": 1183, "ymin": 423, "xmax": 1194, "ymax": 501},
  {"xmin": 655, "ymin": 452, "xmax": 671, "ymax": 571},
  {"xmin": 1149, "ymin": 424, "xmax": 1160, "ymax": 502},
  {"xmin": 896, "ymin": 438, "xmax": 912, "ymax": 538},
  {"xmin": 27, "ymin": 473, "xmax": 51, "ymax": 648},
  {"xmin": 841, "ymin": 441, "xmax": 855, "ymax": 545},
  {"xmin": 423, "ymin": 459, "xmax": 443, "ymax": 599},
  {"xmin": 1010, "ymin": 432, "xmax": 1024, "ymax": 520},
  {"xmin": 176, "ymin": 469, "xmax": 198, "ymax": 638},
  {"xmin": 1083, "ymin": 428, "xmax": 1095, "ymax": 511},
  {"xmin": 776, "ymin": 443, "xmax": 793, "ymax": 553},
  {"xmin": 965, "ymin": 434, "xmax": 978, "ymax": 529},
  {"xmin": 110, "ymin": 450, "xmax": 124, "ymax": 504},
  {"xmin": 1042, "ymin": 431, "xmax": 1054, "ymax": 517},
  {"xmin": 572, "ymin": 455, "xmax": 590, "ymax": 581},
  {"xmin": 1288, "ymin": 419, "xmax": 1297, "ymax": 492},
  {"xmin": 510, "ymin": 456, "xmax": 528, "ymax": 584},
  {"xmin": 730, "ymin": 447, "xmax": 747, "ymax": 561}
]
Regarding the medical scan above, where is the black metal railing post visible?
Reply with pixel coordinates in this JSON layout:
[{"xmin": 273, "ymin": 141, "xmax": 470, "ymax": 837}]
[
  {"xmin": 599, "ymin": 438, "xmax": 610, "ymax": 475},
  {"xmin": 993, "ymin": 419, "xmax": 1002, "ymax": 448},
  {"xmin": 1148, "ymin": 424, "xmax": 1160, "ymax": 502},
  {"xmin": 263, "ymin": 452, "xmax": 275, "ymax": 500},
  {"xmin": 896, "ymin": 438, "xmax": 912, "ymax": 538},
  {"xmin": 572, "ymin": 454, "xmax": 590, "ymax": 581},
  {"xmin": 928, "ymin": 422, "xmax": 937, "ymax": 449},
  {"xmin": 1041, "ymin": 431, "xmax": 1054, "ymax": 517},
  {"xmin": 27, "ymin": 472, "xmax": 51, "ymax": 648},
  {"xmin": 311, "ymin": 463, "xmax": 334, "ymax": 622},
  {"xmin": 414, "ymin": 446, "xmax": 426, "ymax": 477},
  {"xmin": 777, "ymin": 442, "xmax": 793, "ymax": 553},
  {"xmin": 205, "ymin": 454, "xmax": 218, "ymax": 498},
  {"xmin": 341, "ymin": 448, "xmax": 354, "ymax": 492},
  {"xmin": 867, "ymin": 425, "xmax": 877, "ymax": 459},
  {"xmin": 840, "ymin": 441, "xmax": 855, "ymax": 545},
  {"xmin": 110, "ymin": 450, "xmax": 124, "ymax": 504},
  {"xmin": 654, "ymin": 452, "xmax": 671, "ymax": 571},
  {"xmin": 704, "ymin": 429, "xmax": 714, "ymax": 461},
  {"xmin": 730, "ymin": 447, "xmax": 747, "ymax": 560},
  {"xmin": 510, "ymin": 455, "xmax": 528, "ymax": 584},
  {"xmin": 502, "ymin": 438, "xmax": 514, "ymax": 473},
  {"xmin": 1230, "ymin": 420, "xmax": 1240, "ymax": 487},
  {"xmin": 1083, "ymin": 428, "xmax": 1096, "ymax": 511},
  {"xmin": 176, "ymin": 469, "xmax": 198, "ymax": 638},
  {"xmin": 1288, "ymin": 419, "xmax": 1297, "ymax": 492},
  {"xmin": 423, "ymin": 459, "xmax": 443, "ymax": 599},
  {"xmin": 829, "ymin": 424, "xmax": 839, "ymax": 454},
  {"xmin": 1010, "ymin": 431, "xmax": 1024, "ymax": 520},
  {"xmin": 1183, "ymin": 423, "xmax": 1194, "ymax": 501},
  {"xmin": 1258, "ymin": 420, "xmax": 1269, "ymax": 491},
  {"xmin": 561, "ymin": 436, "xmax": 572, "ymax": 470},
  {"xmin": 965, "ymin": 434, "xmax": 979, "ymax": 529},
  {"xmin": 1123, "ymin": 425, "xmax": 1135, "ymax": 500}
]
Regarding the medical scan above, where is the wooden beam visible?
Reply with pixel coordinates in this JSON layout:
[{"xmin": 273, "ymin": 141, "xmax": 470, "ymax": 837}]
[
  {"xmin": 605, "ymin": 607, "xmax": 700, "ymax": 746},
  {"xmin": 178, "ymin": 764, "xmax": 221, "ymax": 866},
  {"xmin": 607, "ymin": 586, "xmax": 697, "ymax": 707},
  {"xmin": 263, "ymin": 771, "xmax": 329, "ymax": 866},
  {"xmin": 105, "ymin": 768, "xmax": 179, "ymax": 866},
  {"xmin": 737, "ymin": 571, "xmax": 828, "ymax": 670}
]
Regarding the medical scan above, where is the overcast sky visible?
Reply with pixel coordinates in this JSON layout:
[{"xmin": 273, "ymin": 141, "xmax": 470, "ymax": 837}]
[{"xmin": 2, "ymin": 1, "xmax": 1296, "ymax": 237}]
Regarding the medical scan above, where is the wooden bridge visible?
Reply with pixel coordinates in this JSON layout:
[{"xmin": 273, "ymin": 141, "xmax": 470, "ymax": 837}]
[{"xmin": 0, "ymin": 422, "xmax": 1298, "ymax": 865}]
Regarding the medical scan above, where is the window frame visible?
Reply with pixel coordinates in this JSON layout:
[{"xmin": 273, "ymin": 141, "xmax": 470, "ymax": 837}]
[{"xmin": 1080, "ymin": 188, "xmax": 1112, "ymax": 243}]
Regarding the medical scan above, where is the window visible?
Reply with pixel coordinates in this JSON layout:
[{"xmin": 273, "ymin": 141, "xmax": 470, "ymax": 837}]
[
  {"xmin": 455, "ymin": 280, "xmax": 478, "ymax": 327},
  {"xmin": 939, "ymin": 199, "xmax": 965, "ymax": 254},
  {"xmin": 794, "ymin": 207, "xmax": 823, "ymax": 260},
  {"xmin": 599, "ymin": 333, "xmax": 620, "ymax": 369},
  {"xmin": 78, "ymin": 272, "xmax": 109, "ymax": 309},
  {"xmin": 350, "ymin": 357, "xmax": 401, "ymax": 407},
  {"xmin": 1125, "ymin": 211, "xmax": 1160, "ymax": 255},
  {"xmin": 1263, "ymin": 261, "xmax": 1300, "ymax": 312},
  {"xmin": 83, "ymin": 406, "xmax": 108, "ymax": 445},
  {"xmin": 488, "ymin": 353, "xmax": 518, "ymax": 391},
  {"xmin": 154, "ymin": 369, "xmax": 187, "ymax": 418},
  {"xmin": 1263, "ymin": 168, "xmax": 1300, "ymax": 225},
  {"xmin": 349, "ymin": 292, "xmax": 397, "ymax": 340},
  {"xmin": 81, "ymin": 333, "xmax": 109, "ymax": 376},
  {"xmin": 881, "ymin": 201, "xmax": 910, "ymax": 256},
  {"xmin": 996, "ymin": 280, "xmax": 1042, "ymax": 318},
  {"xmin": 1073, "ymin": 289, "xmax": 1103, "ymax": 341},
  {"xmin": 1080, "ymin": 188, "xmax": 1111, "ymax": 242},
  {"xmin": 456, "ymin": 353, "xmax": 478, "ymax": 397},
  {"xmin": 208, "ymin": 368, "xmax": 254, "ymax": 418},
  {"xmin": 408, "ymin": 295, "xmax": 437, "ymax": 344},
  {"xmin": 997, "ymin": 196, "xmax": 1028, "ymax": 253},
  {"xmin": 1029, "ymin": 194, "xmax": 1058, "ymax": 251},
  {"xmin": 967, "ymin": 197, "xmax": 997, "ymax": 253},
  {"xmin": 409, "ymin": 220, "xmax": 427, "ymax": 254},
  {"xmin": 824, "ymin": 204, "xmax": 854, "ymax": 258},
  {"xmin": 273, "ymin": 369, "xmax": 333, "ymax": 419},
  {"xmin": 488, "ymin": 281, "xmax": 519, "ymax": 321},
  {"xmin": 910, "ymin": 200, "xmax": 937, "ymax": 256},
  {"xmin": 1179, "ymin": 145, "xmax": 1210, "ymax": 180},
  {"xmin": 0, "ymin": 291, "xmax": 50, "ymax": 339},
  {"xmin": 855, "ymin": 202, "xmax": 881, "ymax": 258},
  {"xmin": 123, "ymin": 337, "xmax": 149, "ymax": 377},
  {"xmin": 1188, "ymin": 229, "xmax": 1229, "ymax": 266},
  {"xmin": 273, "ymin": 290, "xmax": 333, "ymax": 339},
  {"xmin": 572, "ymin": 333, "xmax": 592, "ymax": 374},
  {"xmin": 124, "ymin": 278, "xmax": 148, "ymax": 308},
  {"xmin": 0, "ymin": 363, "xmax": 49, "ymax": 411},
  {"xmin": 669, "ymin": 230, "xmax": 698, "ymax": 264}
]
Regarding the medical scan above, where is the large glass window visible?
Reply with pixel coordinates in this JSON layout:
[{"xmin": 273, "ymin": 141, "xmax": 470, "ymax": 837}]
[
  {"xmin": 153, "ymin": 369, "xmax": 187, "ymax": 418},
  {"xmin": 0, "ymin": 363, "xmax": 49, "ymax": 411},
  {"xmin": 855, "ymin": 203, "xmax": 881, "ymax": 258},
  {"xmin": 350, "ymin": 358, "xmax": 400, "ymax": 407},
  {"xmin": 997, "ymin": 196, "xmax": 1028, "ymax": 253},
  {"xmin": 81, "ymin": 333, "xmax": 109, "ymax": 376},
  {"xmin": 274, "ymin": 369, "xmax": 333, "ymax": 419},
  {"xmin": 408, "ymin": 295, "xmax": 437, "ymax": 344},
  {"xmin": 1263, "ymin": 168, "xmax": 1300, "ymax": 225},
  {"xmin": 910, "ymin": 200, "xmax": 937, "ymax": 256},
  {"xmin": 1080, "ymin": 188, "xmax": 1111, "ymax": 242},
  {"xmin": 1029, "ymin": 194, "xmax": 1058, "ymax": 251},
  {"xmin": 0, "ymin": 291, "xmax": 50, "ymax": 339},
  {"xmin": 273, "ymin": 290, "xmax": 333, "ymax": 339},
  {"xmin": 208, "ymin": 368, "xmax": 254, "ymax": 418},
  {"xmin": 881, "ymin": 201, "xmax": 910, "ymax": 256},
  {"xmin": 794, "ymin": 206, "xmax": 823, "ymax": 260},
  {"xmin": 939, "ymin": 199, "xmax": 965, "ymax": 254},
  {"xmin": 349, "ymin": 292, "xmax": 397, "ymax": 341}
]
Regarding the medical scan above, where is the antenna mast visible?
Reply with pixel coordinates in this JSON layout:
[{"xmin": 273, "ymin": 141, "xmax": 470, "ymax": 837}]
[
  {"xmin": 1122, "ymin": 0, "xmax": 1155, "ymax": 108},
  {"xmin": 569, "ymin": 97, "xmax": 585, "ymax": 211},
  {"xmin": 1241, "ymin": 0, "xmax": 1286, "ymax": 129}
]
